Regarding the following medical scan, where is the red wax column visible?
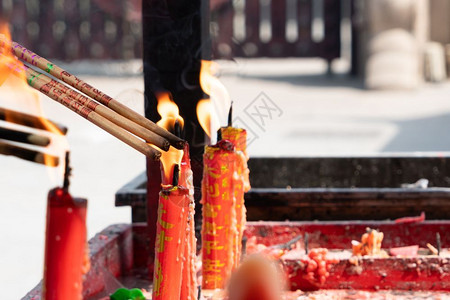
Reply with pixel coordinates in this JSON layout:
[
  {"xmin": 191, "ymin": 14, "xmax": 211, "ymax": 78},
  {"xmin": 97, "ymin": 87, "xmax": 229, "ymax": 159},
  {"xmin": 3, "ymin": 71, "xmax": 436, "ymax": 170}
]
[
  {"xmin": 153, "ymin": 186, "xmax": 190, "ymax": 300},
  {"xmin": 220, "ymin": 127, "xmax": 251, "ymax": 268},
  {"xmin": 180, "ymin": 145, "xmax": 198, "ymax": 300},
  {"xmin": 43, "ymin": 187, "xmax": 88, "ymax": 300},
  {"xmin": 201, "ymin": 140, "xmax": 238, "ymax": 289}
]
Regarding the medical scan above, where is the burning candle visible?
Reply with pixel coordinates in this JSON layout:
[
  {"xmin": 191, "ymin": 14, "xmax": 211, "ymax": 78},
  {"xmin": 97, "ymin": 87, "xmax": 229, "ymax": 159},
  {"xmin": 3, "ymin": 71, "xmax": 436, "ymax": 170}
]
[
  {"xmin": 43, "ymin": 154, "xmax": 88, "ymax": 300},
  {"xmin": 197, "ymin": 61, "xmax": 253, "ymax": 289},
  {"xmin": 152, "ymin": 181, "xmax": 190, "ymax": 300},
  {"xmin": 220, "ymin": 124, "xmax": 250, "ymax": 269},
  {"xmin": 201, "ymin": 139, "xmax": 239, "ymax": 289},
  {"xmin": 152, "ymin": 92, "xmax": 195, "ymax": 300}
]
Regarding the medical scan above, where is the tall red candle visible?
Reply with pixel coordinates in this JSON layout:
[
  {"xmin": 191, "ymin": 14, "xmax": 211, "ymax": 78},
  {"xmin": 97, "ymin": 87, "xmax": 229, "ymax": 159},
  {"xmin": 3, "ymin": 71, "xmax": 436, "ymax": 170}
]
[
  {"xmin": 201, "ymin": 140, "xmax": 238, "ymax": 289},
  {"xmin": 152, "ymin": 185, "xmax": 189, "ymax": 300},
  {"xmin": 179, "ymin": 145, "xmax": 198, "ymax": 300},
  {"xmin": 43, "ymin": 187, "xmax": 88, "ymax": 300},
  {"xmin": 220, "ymin": 127, "xmax": 250, "ymax": 269}
]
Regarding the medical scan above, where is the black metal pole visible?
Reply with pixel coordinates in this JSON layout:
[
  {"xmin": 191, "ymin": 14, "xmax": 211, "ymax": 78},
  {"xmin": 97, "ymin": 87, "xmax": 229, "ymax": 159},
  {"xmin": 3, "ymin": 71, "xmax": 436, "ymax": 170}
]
[{"xmin": 142, "ymin": 0, "xmax": 210, "ymax": 276}]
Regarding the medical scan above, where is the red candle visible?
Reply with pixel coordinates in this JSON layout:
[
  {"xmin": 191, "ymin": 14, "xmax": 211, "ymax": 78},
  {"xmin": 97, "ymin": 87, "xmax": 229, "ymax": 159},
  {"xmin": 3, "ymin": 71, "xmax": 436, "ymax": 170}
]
[
  {"xmin": 201, "ymin": 140, "xmax": 238, "ymax": 289},
  {"xmin": 179, "ymin": 145, "xmax": 198, "ymax": 300},
  {"xmin": 220, "ymin": 127, "xmax": 250, "ymax": 269},
  {"xmin": 43, "ymin": 187, "xmax": 88, "ymax": 300},
  {"xmin": 152, "ymin": 185, "xmax": 189, "ymax": 300}
]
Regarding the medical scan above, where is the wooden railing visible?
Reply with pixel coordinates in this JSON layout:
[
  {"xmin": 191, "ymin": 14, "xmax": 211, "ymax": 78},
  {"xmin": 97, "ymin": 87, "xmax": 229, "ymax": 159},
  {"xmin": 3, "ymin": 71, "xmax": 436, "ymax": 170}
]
[
  {"xmin": 211, "ymin": 0, "xmax": 342, "ymax": 61},
  {"xmin": 0, "ymin": 0, "xmax": 142, "ymax": 60},
  {"xmin": 1, "ymin": 0, "xmax": 343, "ymax": 62}
]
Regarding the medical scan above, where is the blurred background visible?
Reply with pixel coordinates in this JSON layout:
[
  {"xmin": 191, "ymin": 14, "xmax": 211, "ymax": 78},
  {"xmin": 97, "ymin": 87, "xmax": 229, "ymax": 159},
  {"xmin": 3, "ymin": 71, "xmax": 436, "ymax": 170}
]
[{"xmin": 2, "ymin": 0, "xmax": 450, "ymax": 297}]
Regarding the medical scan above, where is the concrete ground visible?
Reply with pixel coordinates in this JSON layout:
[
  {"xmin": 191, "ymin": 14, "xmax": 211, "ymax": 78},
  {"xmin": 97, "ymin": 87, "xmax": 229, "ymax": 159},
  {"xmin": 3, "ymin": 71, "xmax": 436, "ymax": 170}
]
[{"xmin": 2, "ymin": 58, "xmax": 450, "ymax": 298}]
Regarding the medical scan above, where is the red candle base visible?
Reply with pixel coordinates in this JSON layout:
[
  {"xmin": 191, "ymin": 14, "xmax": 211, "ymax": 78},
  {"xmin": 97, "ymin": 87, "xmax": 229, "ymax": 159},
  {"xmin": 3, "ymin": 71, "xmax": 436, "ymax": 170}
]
[
  {"xmin": 43, "ymin": 187, "xmax": 88, "ymax": 300},
  {"xmin": 152, "ymin": 186, "xmax": 189, "ymax": 300}
]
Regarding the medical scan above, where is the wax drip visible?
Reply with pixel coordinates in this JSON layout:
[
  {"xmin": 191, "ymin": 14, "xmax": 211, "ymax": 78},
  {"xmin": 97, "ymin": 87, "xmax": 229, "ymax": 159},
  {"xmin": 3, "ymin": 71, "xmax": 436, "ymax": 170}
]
[{"xmin": 63, "ymin": 151, "xmax": 71, "ymax": 191}]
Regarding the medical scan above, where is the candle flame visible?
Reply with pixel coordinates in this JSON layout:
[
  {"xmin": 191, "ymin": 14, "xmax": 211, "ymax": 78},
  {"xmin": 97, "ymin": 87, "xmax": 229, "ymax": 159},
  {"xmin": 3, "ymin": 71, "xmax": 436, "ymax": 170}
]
[
  {"xmin": 0, "ymin": 22, "xmax": 68, "ymax": 181},
  {"xmin": 198, "ymin": 60, "xmax": 230, "ymax": 143},
  {"xmin": 196, "ymin": 99, "xmax": 220, "ymax": 140},
  {"xmin": 156, "ymin": 91, "xmax": 184, "ymax": 184}
]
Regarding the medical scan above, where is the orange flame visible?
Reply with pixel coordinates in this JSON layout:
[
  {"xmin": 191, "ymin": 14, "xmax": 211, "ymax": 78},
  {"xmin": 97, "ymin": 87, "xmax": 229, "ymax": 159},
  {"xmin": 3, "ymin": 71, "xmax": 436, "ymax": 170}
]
[
  {"xmin": 198, "ymin": 60, "xmax": 230, "ymax": 144},
  {"xmin": 196, "ymin": 99, "xmax": 220, "ymax": 140},
  {"xmin": 156, "ymin": 91, "xmax": 184, "ymax": 184},
  {"xmin": 0, "ymin": 22, "xmax": 68, "ymax": 180}
]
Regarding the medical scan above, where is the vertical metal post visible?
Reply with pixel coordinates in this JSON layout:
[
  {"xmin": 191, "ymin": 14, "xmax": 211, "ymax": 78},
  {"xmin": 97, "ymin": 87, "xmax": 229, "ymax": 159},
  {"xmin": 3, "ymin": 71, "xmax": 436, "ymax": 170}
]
[{"xmin": 142, "ymin": 0, "xmax": 210, "ymax": 276}]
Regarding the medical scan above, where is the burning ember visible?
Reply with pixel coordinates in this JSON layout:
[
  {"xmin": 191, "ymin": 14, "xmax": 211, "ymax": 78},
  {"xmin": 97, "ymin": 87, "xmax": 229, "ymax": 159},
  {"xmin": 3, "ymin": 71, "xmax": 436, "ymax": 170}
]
[
  {"xmin": 0, "ymin": 22, "xmax": 68, "ymax": 179},
  {"xmin": 155, "ymin": 91, "xmax": 184, "ymax": 184},
  {"xmin": 0, "ymin": 27, "xmax": 186, "ymax": 163}
]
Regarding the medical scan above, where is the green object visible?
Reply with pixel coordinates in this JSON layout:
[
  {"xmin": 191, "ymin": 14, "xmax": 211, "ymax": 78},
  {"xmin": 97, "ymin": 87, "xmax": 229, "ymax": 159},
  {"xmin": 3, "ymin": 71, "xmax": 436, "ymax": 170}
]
[{"xmin": 110, "ymin": 288, "xmax": 146, "ymax": 300}]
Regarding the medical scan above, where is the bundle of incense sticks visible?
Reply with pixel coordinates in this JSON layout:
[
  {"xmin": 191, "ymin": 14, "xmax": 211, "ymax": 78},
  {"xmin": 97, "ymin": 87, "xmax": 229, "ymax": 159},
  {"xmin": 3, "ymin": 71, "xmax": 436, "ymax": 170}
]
[
  {"xmin": 0, "ymin": 36, "xmax": 186, "ymax": 160},
  {"xmin": 0, "ymin": 107, "xmax": 68, "ymax": 134},
  {"xmin": 0, "ymin": 107, "xmax": 64, "ymax": 165}
]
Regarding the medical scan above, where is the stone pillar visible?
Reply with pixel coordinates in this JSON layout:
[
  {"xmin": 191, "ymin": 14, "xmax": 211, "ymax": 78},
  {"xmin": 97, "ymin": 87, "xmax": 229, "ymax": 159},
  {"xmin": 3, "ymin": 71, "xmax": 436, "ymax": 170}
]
[{"xmin": 363, "ymin": 0, "xmax": 429, "ymax": 89}]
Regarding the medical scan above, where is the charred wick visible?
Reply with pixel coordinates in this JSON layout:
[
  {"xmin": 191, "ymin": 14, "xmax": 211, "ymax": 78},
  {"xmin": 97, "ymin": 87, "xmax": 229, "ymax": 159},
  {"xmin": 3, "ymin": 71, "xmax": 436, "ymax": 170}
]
[
  {"xmin": 216, "ymin": 129, "xmax": 222, "ymax": 143},
  {"xmin": 63, "ymin": 151, "xmax": 71, "ymax": 191},
  {"xmin": 172, "ymin": 164, "xmax": 180, "ymax": 186},
  {"xmin": 174, "ymin": 119, "xmax": 183, "ymax": 139},
  {"xmin": 228, "ymin": 101, "xmax": 233, "ymax": 127},
  {"xmin": 304, "ymin": 233, "xmax": 309, "ymax": 255}
]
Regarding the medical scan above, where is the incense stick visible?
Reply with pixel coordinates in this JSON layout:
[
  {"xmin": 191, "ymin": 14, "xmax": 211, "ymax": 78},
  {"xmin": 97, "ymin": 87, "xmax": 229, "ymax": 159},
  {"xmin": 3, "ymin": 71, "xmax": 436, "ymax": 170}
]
[
  {"xmin": 0, "ymin": 141, "xmax": 59, "ymax": 166},
  {"xmin": 0, "ymin": 126, "xmax": 50, "ymax": 146},
  {"xmin": 0, "ymin": 107, "xmax": 67, "ymax": 134},
  {"xmin": 24, "ymin": 70, "xmax": 161, "ymax": 160},
  {"xmin": 3, "ymin": 37, "xmax": 186, "ymax": 149},
  {"xmin": 26, "ymin": 67, "xmax": 170, "ymax": 151}
]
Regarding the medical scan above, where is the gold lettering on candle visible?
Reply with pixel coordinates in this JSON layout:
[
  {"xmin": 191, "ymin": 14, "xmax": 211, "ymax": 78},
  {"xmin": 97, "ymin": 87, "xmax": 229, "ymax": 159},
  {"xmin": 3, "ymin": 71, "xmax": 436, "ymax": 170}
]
[
  {"xmin": 155, "ymin": 230, "xmax": 173, "ymax": 253},
  {"xmin": 204, "ymin": 203, "xmax": 221, "ymax": 218},
  {"xmin": 204, "ymin": 221, "xmax": 223, "ymax": 236},
  {"xmin": 158, "ymin": 203, "xmax": 175, "ymax": 230},
  {"xmin": 207, "ymin": 183, "xmax": 220, "ymax": 198},
  {"xmin": 203, "ymin": 259, "xmax": 225, "ymax": 273},
  {"xmin": 153, "ymin": 258, "xmax": 163, "ymax": 296},
  {"xmin": 204, "ymin": 241, "xmax": 224, "ymax": 255}
]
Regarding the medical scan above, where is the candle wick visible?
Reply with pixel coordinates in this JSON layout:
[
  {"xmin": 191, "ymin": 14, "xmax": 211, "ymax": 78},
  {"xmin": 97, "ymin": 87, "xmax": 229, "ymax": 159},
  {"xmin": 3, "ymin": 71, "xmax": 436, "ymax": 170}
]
[
  {"xmin": 227, "ymin": 101, "xmax": 233, "ymax": 127},
  {"xmin": 174, "ymin": 119, "xmax": 182, "ymax": 138},
  {"xmin": 436, "ymin": 232, "xmax": 441, "ymax": 256},
  {"xmin": 197, "ymin": 285, "xmax": 202, "ymax": 300},
  {"xmin": 304, "ymin": 233, "xmax": 309, "ymax": 255},
  {"xmin": 63, "ymin": 151, "xmax": 71, "ymax": 191},
  {"xmin": 172, "ymin": 164, "xmax": 180, "ymax": 186},
  {"xmin": 216, "ymin": 128, "xmax": 222, "ymax": 142}
]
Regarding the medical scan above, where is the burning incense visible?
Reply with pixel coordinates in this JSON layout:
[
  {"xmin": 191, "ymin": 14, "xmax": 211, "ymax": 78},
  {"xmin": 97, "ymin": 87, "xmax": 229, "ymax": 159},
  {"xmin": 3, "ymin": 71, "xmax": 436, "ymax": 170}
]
[
  {"xmin": 0, "ymin": 141, "xmax": 58, "ymax": 166},
  {"xmin": 1, "ymin": 37, "xmax": 185, "ymax": 149},
  {"xmin": 0, "ymin": 107, "xmax": 67, "ymax": 134},
  {"xmin": 25, "ymin": 67, "xmax": 170, "ymax": 151},
  {"xmin": 0, "ymin": 126, "xmax": 50, "ymax": 146},
  {"xmin": 23, "ymin": 68, "xmax": 161, "ymax": 160}
]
